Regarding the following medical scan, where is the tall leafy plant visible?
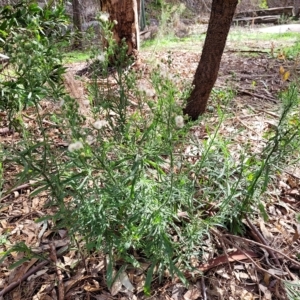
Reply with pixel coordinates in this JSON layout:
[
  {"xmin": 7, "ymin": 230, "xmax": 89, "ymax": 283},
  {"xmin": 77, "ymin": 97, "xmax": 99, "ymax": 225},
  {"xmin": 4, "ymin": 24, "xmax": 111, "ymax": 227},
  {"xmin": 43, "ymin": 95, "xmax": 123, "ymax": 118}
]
[{"xmin": 0, "ymin": 0, "xmax": 69, "ymax": 125}]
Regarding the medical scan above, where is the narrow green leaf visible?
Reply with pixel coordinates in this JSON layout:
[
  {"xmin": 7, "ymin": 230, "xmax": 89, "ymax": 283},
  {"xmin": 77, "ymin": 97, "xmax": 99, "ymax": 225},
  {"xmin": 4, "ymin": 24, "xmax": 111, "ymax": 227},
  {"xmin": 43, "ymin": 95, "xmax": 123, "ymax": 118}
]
[
  {"xmin": 9, "ymin": 257, "xmax": 30, "ymax": 269},
  {"xmin": 144, "ymin": 263, "xmax": 155, "ymax": 296},
  {"xmin": 30, "ymin": 185, "xmax": 48, "ymax": 197},
  {"xmin": 106, "ymin": 252, "xmax": 114, "ymax": 288}
]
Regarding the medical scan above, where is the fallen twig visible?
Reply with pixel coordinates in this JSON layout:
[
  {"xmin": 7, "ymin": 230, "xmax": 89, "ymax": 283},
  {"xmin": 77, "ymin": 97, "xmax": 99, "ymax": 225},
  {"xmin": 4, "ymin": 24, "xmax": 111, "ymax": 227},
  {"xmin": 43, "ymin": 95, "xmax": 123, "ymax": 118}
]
[
  {"xmin": 0, "ymin": 260, "xmax": 49, "ymax": 297},
  {"xmin": 74, "ymin": 237, "xmax": 88, "ymax": 273},
  {"xmin": 201, "ymin": 276, "xmax": 207, "ymax": 300},
  {"xmin": 237, "ymin": 89, "xmax": 277, "ymax": 103},
  {"xmin": 49, "ymin": 243, "xmax": 65, "ymax": 300},
  {"xmin": 0, "ymin": 183, "xmax": 31, "ymax": 202},
  {"xmin": 222, "ymin": 236, "xmax": 285, "ymax": 282},
  {"xmin": 247, "ymin": 104, "xmax": 280, "ymax": 118},
  {"xmin": 23, "ymin": 114, "xmax": 58, "ymax": 126},
  {"xmin": 246, "ymin": 215, "xmax": 281, "ymax": 267},
  {"xmin": 219, "ymin": 234, "xmax": 234, "ymax": 274},
  {"xmin": 0, "ymin": 242, "xmax": 69, "ymax": 298},
  {"xmin": 197, "ymin": 250, "xmax": 258, "ymax": 272},
  {"xmin": 223, "ymin": 233, "xmax": 300, "ymax": 268},
  {"xmin": 227, "ymin": 113, "xmax": 260, "ymax": 120},
  {"xmin": 275, "ymin": 166, "xmax": 300, "ymax": 181},
  {"xmin": 236, "ymin": 117, "xmax": 261, "ymax": 135},
  {"xmin": 226, "ymin": 49, "xmax": 269, "ymax": 54},
  {"xmin": 212, "ymin": 229, "xmax": 286, "ymax": 282}
]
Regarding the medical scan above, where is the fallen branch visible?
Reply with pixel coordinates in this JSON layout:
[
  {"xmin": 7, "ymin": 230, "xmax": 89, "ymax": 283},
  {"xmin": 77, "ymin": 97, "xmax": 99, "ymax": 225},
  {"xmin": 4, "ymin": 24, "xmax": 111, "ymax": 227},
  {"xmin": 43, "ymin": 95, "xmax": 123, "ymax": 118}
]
[
  {"xmin": 223, "ymin": 234, "xmax": 300, "ymax": 268},
  {"xmin": 23, "ymin": 114, "xmax": 58, "ymax": 126},
  {"xmin": 213, "ymin": 230, "xmax": 290, "ymax": 281},
  {"xmin": 49, "ymin": 243, "xmax": 65, "ymax": 300},
  {"xmin": 247, "ymin": 104, "xmax": 280, "ymax": 118},
  {"xmin": 218, "ymin": 234, "xmax": 234, "ymax": 274},
  {"xmin": 0, "ymin": 242, "xmax": 69, "ymax": 298},
  {"xmin": 0, "ymin": 260, "xmax": 49, "ymax": 297},
  {"xmin": 275, "ymin": 166, "xmax": 300, "ymax": 181},
  {"xmin": 237, "ymin": 89, "xmax": 277, "ymax": 103},
  {"xmin": 197, "ymin": 250, "xmax": 258, "ymax": 272},
  {"xmin": 227, "ymin": 113, "xmax": 260, "ymax": 120},
  {"xmin": 216, "ymin": 232, "xmax": 286, "ymax": 282},
  {"xmin": 246, "ymin": 215, "xmax": 280, "ymax": 267},
  {"xmin": 226, "ymin": 49, "xmax": 269, "ymax": 54}
]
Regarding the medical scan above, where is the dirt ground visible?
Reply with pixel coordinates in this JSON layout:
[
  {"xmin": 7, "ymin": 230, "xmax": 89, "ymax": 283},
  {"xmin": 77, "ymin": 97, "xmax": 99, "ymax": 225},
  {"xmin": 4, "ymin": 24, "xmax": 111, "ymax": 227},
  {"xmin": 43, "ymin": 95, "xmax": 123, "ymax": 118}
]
[{"xmin": 1, "ymin": 26, "xmax": 300, "ymax": 299}]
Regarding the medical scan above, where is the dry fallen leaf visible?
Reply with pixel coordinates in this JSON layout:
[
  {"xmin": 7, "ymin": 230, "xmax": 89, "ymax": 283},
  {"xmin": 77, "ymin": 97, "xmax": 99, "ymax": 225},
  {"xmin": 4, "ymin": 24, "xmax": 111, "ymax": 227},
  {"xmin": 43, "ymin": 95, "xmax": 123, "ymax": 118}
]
[
  {"xmin": 183, "ymin": 286, "xmax": 201, "ymax": 300},
  {"xmin": 240, "ymin": 290, "xmax": 255, "ymax": 300},
  {"xmin": 287, "ymin": 176, "xmax": 298, "ymax": 189},
  {"xmin": 94, "ymin": 292, "xmax": 114, "ymax": 300},
  {"xmin": 245, "ymin": 263, "xmax": 260, "ymax": 282},
  {"xmin": 32, "ymin": 283, "xmax": 53, "ymax": 300},
  {"xmin": 279, "ymin": 66, "xmax": 285, "ymax": 75},
  {"xmin": 12, "ymin": 289, "xmax": 22, "ymax": 300},
  {"xmin": 277, "ymin": 52, "xmax": 286, "ymax": 60},
  {"xmin": 293, "ymin": 225, "xmax": 300, "ymax": 242},
  {"xmin": 216, "ymin": 267, "xmax": 231, "ymax": 279},
  {"xmin": 90, "ymin": 261, "xmax": 105, "ymax": 277},
  {"xmin": 110, "ymin": 271, "xmax": 123, "ymax": 296},
  {"xmin": 264, "ymin": 272, "xmax": 271, "ymax": 286},
  {"xmin": 234, "ymin": 271, "xmax": 250, "ymax": 281},
  {"xmin": 62, "ymin": 256, "xmax": 80, "ymax": 269},
  {"xmin": 172, "ymin": 283, "xmax": 186, "ymax": 300},
  {"xmin": 84, "ymin": 279, "xmax": 101, "ymax": 292},
  {"xmin": 198, "ymin": 250, "xmax": 258, "ymax": 272},
  {"xmin": 119, "ymin": 270, "xmax": 134, "ymax": 292},
  {"xmin": 282, "ymin": 71, "xmax": 290, "ymax": 82},
  {"xmin": 259, "ymin": 284, "xmax": 272, "ymax": 300},
  {"xmin": 27, "ymin": 268, "xmax": 48, "ymax": 281},
  {"xmin": 13, "ymin": 258, "xmax": 39, "ymax": 283},
  {"xmin": 267, "ymin": 268, "xmax": 288, "ymax": 277},
  {"xmin": 259, "ymin": 220, "xmax": 274, "ymax": 243}
]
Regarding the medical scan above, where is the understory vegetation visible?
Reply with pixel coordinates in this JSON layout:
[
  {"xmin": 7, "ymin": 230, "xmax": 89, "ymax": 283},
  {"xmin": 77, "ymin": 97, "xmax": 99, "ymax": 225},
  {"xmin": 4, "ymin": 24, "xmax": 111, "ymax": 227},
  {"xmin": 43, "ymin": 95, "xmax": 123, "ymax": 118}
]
[{"xmin": 1, "ymin": 1, "xmax": 300, "ymax": 298}]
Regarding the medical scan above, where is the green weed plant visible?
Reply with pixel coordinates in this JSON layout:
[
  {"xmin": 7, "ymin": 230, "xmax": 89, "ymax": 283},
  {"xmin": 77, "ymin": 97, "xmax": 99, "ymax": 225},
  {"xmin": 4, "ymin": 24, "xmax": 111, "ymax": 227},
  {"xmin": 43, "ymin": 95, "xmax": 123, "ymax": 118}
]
[{"xmin": 284, "ymin": 41, "xmax": 300, "ymax": 60}]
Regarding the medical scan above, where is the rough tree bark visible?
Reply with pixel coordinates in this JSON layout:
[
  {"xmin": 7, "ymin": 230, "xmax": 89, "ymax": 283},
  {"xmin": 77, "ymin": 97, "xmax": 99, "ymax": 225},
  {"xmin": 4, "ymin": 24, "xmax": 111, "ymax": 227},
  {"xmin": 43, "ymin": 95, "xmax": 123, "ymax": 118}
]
[
  {"xmin": 293, "ymin": 0, "xmax": 300, "ymax": 17},
  {"xmin": 72, "ymin": 0, "xmax": 82, "ymax": 49},
  {"xmin": 183, "ymin": 0, "xmax": 238, "ymax": 120},
  {"xmin": 101, "ymin": 0, "xmax": 139, "ymax": 55}
]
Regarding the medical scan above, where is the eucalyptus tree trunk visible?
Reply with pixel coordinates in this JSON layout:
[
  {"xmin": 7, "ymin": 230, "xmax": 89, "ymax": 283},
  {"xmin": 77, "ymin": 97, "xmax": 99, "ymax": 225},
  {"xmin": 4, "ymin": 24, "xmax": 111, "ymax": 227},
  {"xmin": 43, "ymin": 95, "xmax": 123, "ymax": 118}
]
[
  {"xmin": 101, "ymin": 0, "xmax": 139, "ymax": 55},
  {"xmin": 293, "ymin": 0, "xmax": 300, "ymax": 17},
  {"xmin": 183, "ymin": 0, "xmax": 238, "ymax": 120},
  {"xmin": 72, "ymin": 0, "xmax": 82, "ymax": 49}
]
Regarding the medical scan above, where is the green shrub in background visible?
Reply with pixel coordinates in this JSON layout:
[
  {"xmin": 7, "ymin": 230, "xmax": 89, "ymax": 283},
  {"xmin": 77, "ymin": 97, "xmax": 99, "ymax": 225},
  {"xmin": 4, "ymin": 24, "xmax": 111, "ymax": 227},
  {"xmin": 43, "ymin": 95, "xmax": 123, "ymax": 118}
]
[
  {"xmin": 285, "ymin": 42, "xmax": 300, "ymax": 60},
  {"xmin": 0, "ymin": 0, "xmax": 69, "ymax": 125},
  {"xmin": 258, "ymin": 0, "xmax": 268, "ymax": 9}
]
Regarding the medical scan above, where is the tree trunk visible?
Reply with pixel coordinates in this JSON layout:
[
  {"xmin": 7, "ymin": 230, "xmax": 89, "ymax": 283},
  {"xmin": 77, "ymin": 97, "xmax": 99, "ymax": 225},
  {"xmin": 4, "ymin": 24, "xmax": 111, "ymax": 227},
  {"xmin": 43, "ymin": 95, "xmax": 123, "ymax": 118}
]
[
  {"xmin": 293, "ymin": 0, "xmax": 300, "ymax": 17},
  {"xmin": 183, "ymin": 0, "xmax": 238, "ymax": 120},
  {"xmin": 101, "ymin": 0, "xmax": 139, "ymax": 55},
  {"xmin": 72, "ymin": 0, "xmax": 82, "ymax": 49}
]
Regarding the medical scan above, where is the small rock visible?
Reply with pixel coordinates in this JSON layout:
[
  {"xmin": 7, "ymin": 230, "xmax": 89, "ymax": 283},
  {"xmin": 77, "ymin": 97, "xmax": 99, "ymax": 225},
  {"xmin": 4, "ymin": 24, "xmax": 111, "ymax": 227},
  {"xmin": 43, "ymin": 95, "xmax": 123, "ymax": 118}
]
[{"xmin": 207, "ymin": 106, "xmax": 214, "ymax": 112}]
